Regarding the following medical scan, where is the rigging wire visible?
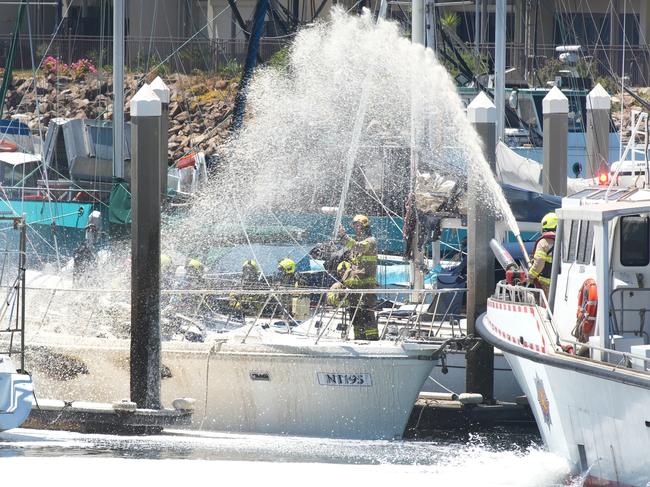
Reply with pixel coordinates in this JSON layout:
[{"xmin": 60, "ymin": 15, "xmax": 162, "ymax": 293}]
[{"xmin": 24, "ymin": 0, "xmax": 62, "ymax": 269}]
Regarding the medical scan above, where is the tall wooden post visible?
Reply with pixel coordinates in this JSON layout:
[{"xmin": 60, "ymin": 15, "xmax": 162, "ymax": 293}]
[
  {"xmin": 543, "ymin": 86, "xmax": 568, "ymax": 196},
  {"xmin": 466, "ymin": 92, "xmax": 495, "ymax": 402},
  {"xmin": 130, "ymin": 84, "xmax": 162, "ymax": 409}
]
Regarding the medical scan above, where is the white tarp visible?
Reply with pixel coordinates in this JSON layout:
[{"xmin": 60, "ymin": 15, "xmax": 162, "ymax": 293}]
[
  {"xmin": 496, "ymin": 141, "xmax": 595, "ymax": 194},
  {"xmin": 0, "ymin": 151, "xmax": 41, "ymax": 166}
]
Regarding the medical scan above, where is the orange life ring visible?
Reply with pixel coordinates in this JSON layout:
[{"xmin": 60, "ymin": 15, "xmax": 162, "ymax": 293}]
[
  {"xmin": 575, "ymin": 278, "xmax": 597, "ymax": 341},
  {"xmin": 0, "ymin": 139, "xmax": 17, "ymax": 152}
]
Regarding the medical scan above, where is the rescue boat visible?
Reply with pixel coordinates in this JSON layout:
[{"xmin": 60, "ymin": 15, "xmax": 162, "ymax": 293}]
[{"xmin": 478, "ymin": 181, "xmax": 650, "ymax": 486}]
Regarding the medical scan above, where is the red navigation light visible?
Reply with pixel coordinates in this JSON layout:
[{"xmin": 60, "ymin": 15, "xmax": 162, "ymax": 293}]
[{"xmin": 598, "ymin": 171, "xmax": 609, "ymax": 185}]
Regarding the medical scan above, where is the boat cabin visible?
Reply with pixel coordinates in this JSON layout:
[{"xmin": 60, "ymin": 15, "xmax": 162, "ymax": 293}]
[{"xmin": 552, "ymin": 187, "xmax": 650, "ymax": 365}]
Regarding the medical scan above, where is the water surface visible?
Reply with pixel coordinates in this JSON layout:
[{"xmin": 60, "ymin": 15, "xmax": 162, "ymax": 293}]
[{"xmin": 1, "ymin": 427, "xmax": 573, "ymax": 486}]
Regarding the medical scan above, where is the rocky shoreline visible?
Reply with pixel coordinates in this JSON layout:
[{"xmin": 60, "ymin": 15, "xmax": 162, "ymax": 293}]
[{"xmin": 1, "ymin": 72, "xmax": 237, "ymax": 162}]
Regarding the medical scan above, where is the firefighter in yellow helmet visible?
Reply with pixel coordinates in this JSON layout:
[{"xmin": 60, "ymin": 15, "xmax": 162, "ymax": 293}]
[
  {"xmin": 527, "ymin": 212, "xmax": 557, "ymax": 296},
  {"xmin": 277, "ymin": 258, "xmax": 297, "ymax": 285},
  {"xmin": 230, "ymin": 259, "xmax": 264, "ymax": 317},
  {"xmin": 275, "ymin": 258, "xmax": 298, "ymax": 318},
  {"xmin": 185, "ymin": 258, "xmax": 205, "ymax": 289},
  {"xmin": 337, "ymin": 214, "xmax": 379, "ymax": 340}
]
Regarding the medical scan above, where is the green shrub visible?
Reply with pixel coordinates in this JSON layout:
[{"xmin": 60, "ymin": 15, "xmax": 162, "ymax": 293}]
[
  {"xmin": 219, "ymin": 59, "xmax": 242, "ymax": 79},
  {"xmin": 267, "ymin": 47, "xmax": 289, "ymax": 71}
]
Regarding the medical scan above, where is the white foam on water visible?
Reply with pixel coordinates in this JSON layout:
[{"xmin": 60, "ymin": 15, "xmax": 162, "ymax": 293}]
[
  {"xmin": 1, "ymin": 451, "xmax": 570, "ymax": 486},
  {"xmin": 1, "ymin": 429, "xmax": 571, "ymax": 486}
]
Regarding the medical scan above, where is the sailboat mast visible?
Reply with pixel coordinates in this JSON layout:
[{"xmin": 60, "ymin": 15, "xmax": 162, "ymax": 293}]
[
  {"xmin": 495, "ymin": 0, "xmax": 505, "ymax": 142},
  {"xmin": 113, "ymin": 0, "xmax": 125, "ymax": 179},
  {"xmin": 410, "ymin": 0, "xmax": 425, "ymax": 293}
]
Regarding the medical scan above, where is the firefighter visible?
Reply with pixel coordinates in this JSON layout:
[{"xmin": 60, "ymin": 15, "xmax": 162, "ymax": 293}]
[
  {"xmin": 327, "ymin": 261, "xmax": 351, "ymax": 307},
  {"xmin": 275, "ymin": 258, "xmax": 297, "ymax": 318},
  {"xmin": 337, "ymin": 214, "xmax": 379, "ymax": 340},
  {"xmin": 527, "ymin": 212, "xmax": 557, "ymax": 296},
  {"xmin": 185, "ymin": 258, "xmax": 205, "ymax": 289},
  {"xmin": 230, "ymin": 259, "xmax": 264, "ymax": 316}
]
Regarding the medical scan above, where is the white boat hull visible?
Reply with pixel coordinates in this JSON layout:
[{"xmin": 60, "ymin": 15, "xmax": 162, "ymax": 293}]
[
  {"xmin": 480, "ymin": 300, "xmax": 650, "ymax": 486},
  {"xmin": 0, "ymin": 356, "xmax": 34, "ymax": 431},
  {"xmin": 26, "ymin": 332, "xmax": 439, "ymax": 439}
]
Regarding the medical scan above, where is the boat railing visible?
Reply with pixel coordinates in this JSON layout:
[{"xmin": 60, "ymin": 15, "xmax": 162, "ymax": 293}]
[
  {"xmin": 555, "ymin": 335, "xmax": 650, "ymax": 373},
  {"xmin": 609, "ymin": 287, "xmax": 650, "ymax": 341},
  {"xmin": 15, "ymin": 284, "xmax": 466, "ymax": 346},
  {"xmin": 493, "ymin": 281, "xmax": 562, "ymax": 346},
  {"xmin": 494, "ymin": 282, "xmax": 650, "ymax": 371}
]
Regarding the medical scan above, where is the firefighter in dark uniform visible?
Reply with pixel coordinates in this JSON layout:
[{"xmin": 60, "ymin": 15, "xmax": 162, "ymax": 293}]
[
  {"xmin": 338, "ymin": 214, "xmax": 379, "ymax": 340},
  {"xmin": 527, "ymin": 212, "xmax": 557, "ymax": 297}
]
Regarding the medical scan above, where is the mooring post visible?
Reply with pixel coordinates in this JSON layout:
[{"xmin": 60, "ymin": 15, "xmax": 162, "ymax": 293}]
[
  {"xmin": 466, "ymin": 92, "xmax": 496, "ymax": 402},
  {"xmin": 543, "ymin": 86, "xmax": 568, "ymax": 196},
  {"xmin": 586, "ymin": 83, "xmax": 611, "ymax": 179},
  {"xmin": 150, "ymin": 76, "xmax": 170, "ymax": 201},
  {"xmin": 130, "ymin": 84, "xmax": 162, "ymax": 409}
]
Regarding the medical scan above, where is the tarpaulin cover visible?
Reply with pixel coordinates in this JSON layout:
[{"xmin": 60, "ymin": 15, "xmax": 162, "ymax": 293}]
[
  {"xmin": 108, "ymin": 179, "xmax": 131, "ymax": 225},
  {"xmin": 502, "ymin": 184, "xmax": 561, "ymax": 223}
]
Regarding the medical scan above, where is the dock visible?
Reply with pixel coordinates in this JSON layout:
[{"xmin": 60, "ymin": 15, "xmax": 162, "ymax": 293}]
[
  {"xmin": 405, "ymin": 393, "xmax": 536, "ymax": 437},
  {"xmin": 24, "ymin": 398, "xmax": 194, "ymax": 434}
]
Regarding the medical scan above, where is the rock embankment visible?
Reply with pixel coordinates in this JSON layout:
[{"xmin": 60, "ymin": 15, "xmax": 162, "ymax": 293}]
[{"xmin": 1, "ymin": 72, "xmax": 237, "ymax": 162}]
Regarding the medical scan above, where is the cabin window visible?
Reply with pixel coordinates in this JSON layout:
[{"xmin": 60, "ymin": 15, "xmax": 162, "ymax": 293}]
[
  {"xmin": 562, "ymin": 220, "xmax": 593, "ymax": 264},
  {"xmin": 620, "ymin": 216, "xmax": 650, "ymax": 267},
  {"xmin": 576, "ymin": 222, "xmax": 594, "ymax": 265}
]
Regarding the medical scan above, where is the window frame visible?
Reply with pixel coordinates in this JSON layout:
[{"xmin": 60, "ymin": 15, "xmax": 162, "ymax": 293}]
[{"xmin": 619, "ymin": 215, "xmax": 650, "ymax": 267}]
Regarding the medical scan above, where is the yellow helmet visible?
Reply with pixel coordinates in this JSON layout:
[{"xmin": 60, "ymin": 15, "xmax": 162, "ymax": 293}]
[
  {"xmin": 352, "ymin": 214, "xmax": 369, "ymax": 227},
  {"xmin": 337, "ymin": 261, "xmax": 351, "ymax": 276},
  {"xmin": 541, "ymin": 212, "xmax": 558, "ymax": 231},
  {"xmin": 278, "ymin": 258, "xmax": 296, "ymax": 274},
  {"xmin": 187, "ymin": 258, "xmax": 203, "ymax": 271},
  {"xmin": 243, "ymin": 259, "xmax": 259, "ymax": 272},
  {"xmin": 160, "ymin": 254, "xmax": 172, "ymax": 268}
]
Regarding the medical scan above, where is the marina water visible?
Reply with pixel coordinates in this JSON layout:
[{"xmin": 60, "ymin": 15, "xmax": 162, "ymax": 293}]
[{"xmin": 1, "ymin": 428, "xmax": 574, "ymax": 486}]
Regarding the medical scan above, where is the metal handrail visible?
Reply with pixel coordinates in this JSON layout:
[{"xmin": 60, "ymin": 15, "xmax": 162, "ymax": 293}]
[
  {"xmin": 610, "ymin": 287, "xmax": 650, "ymax": 337},
  {"xmin": 493, "ymin": 281, "xmax": 562, "ymax": 346},
  {"xmin": 494, "ymin": 281, "xmax": 650, "ymax": 371},
  {"xmin": 559, "ymin": 336, "xmax": 650, "ymax": 371},
  {"xmin": 19, "ymin": 285, "xmax": 467, "ymax": 347}
]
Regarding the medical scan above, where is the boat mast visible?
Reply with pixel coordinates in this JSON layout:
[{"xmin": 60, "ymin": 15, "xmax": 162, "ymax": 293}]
[
  {"xmin": 113, "ymin": 0, "xmax": 124, "ymax": 179},
  {"xmin": 410, "ymin": 0, "xmax": 426, "ymax": 294},
  {"xmin": 494, "ymin": 0, "xmax": 505, "ymax": 142}
]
